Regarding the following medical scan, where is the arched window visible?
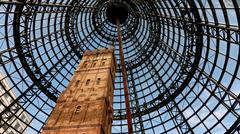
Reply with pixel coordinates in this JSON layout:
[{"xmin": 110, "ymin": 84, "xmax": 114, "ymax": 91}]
[
  {"xmin": 75, "ymin": 106, "xmax": 81, "ymax": 113},
  {"xmin": 92, "ymin": 62, "xmax": 97, "ymax": 67},
  {"xmin": 86, "ymin": 79, "xmax": 90, "ymax": 85},
  {"xmin": 75, "ymin": 80, "xmax": 80, "ymax": 87}
]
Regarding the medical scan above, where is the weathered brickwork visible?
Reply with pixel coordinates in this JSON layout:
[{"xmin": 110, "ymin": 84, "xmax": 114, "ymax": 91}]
[{"xmin": 42, "ymin": 48, "xmax": 116, "ymax": 134}]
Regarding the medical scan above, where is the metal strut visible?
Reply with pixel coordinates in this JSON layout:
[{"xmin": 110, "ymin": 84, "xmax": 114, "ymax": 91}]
[{"xmin": 116, "ymin": 18, "xmax": 133, "ymax": 134}]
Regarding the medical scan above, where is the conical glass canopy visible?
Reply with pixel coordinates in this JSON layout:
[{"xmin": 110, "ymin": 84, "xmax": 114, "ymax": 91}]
[{"xmin": 0, "ymin": 0, "xmax": 240, "ymax": 133}]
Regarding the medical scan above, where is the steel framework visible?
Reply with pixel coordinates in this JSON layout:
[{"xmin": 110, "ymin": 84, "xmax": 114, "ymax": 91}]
[{"xmin": 0, "ymin": 0, "xmax": 240, "ymax": 133}]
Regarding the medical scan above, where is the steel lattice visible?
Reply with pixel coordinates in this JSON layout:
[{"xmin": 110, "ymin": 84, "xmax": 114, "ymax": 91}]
[{"xmin": 0, "ymin": 0, "xmax": 240, "ymax": 133}]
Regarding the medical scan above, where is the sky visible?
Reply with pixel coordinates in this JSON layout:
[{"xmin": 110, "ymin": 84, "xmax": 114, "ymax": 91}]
[{"xmin": 0, "ymin": 0, "xmax": 240, "ymax": 134}]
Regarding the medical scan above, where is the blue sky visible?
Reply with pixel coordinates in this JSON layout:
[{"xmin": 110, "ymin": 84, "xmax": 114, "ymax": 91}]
[{"xmin": 0, "ymin": 0, "xmax": 240, "ymax": 134}]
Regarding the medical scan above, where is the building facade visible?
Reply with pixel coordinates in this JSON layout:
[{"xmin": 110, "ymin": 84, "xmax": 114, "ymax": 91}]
[
  {"xmin": 0, "ymin": 73, "xmax": 31, "ymax": 134},
  {"xmin": 42, "ymin": 48, "xmax": 116, "ymax": 134}
]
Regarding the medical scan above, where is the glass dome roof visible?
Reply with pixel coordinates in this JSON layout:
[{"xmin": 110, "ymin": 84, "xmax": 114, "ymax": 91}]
[{"xmin": 0, "ymin": 0, "xmax": 240, "ymax": 133}]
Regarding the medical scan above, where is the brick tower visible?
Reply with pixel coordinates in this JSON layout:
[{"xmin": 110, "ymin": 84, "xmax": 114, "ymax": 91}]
[{"xmin": 42, "ymin": 48, "xmax": 116, "ymax": 134}]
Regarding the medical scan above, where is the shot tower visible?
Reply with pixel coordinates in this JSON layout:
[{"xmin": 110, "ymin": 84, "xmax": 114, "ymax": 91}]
[{"xmin": 42, "ymin": 48, "xmax": 116, "ymax": 134}]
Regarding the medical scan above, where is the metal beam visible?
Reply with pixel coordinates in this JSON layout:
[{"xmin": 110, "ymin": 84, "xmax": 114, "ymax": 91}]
[{"xmin": 116, "ymin": 18, "xmax": 133, "ymax": 134}]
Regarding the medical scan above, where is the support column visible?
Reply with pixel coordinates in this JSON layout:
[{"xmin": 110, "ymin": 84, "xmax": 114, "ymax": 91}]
[{"xmin": 116, "ymin": 18, "xmax": 133, "ymax": 134}]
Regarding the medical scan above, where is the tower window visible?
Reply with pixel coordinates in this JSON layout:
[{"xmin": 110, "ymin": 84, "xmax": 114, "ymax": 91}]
[
  {"xmin": 75, "ymin": 80, "xmax": 80, "ymax": 87},
  {"xmin": 75, "ymin": 106, "xmax": 81, "ymax": 113},
  {"xmin": 92, "ymin": 62, "xmax": 97, "ymax": 67},
  {"xmin": 101, "ymin": 59, "xmax": 106, "ymax": 66},
  {"xmin": 86, "ymin": 79, "xmax": 90, "ymax": 85},
  {"xmin": 101, "ymin": 62, "xmax": 105, "ymax": 66},
  {"xmin": 96, "ymin": 78, "xmax": 101, "ymax": 85},
  {"xmin": 83, "ymin": 63, "xmax": 88, "ymax": 68}
]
